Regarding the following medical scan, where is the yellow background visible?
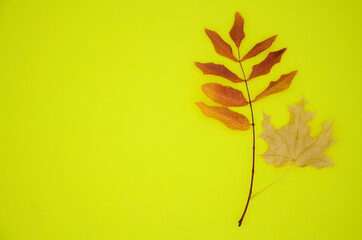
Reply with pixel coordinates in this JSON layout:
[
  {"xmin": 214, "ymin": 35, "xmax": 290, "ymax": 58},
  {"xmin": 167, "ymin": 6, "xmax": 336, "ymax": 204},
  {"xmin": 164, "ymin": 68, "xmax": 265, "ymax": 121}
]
[{"xmin": 0, "ymin": 0, "xmax": 361, "ymax": 239}]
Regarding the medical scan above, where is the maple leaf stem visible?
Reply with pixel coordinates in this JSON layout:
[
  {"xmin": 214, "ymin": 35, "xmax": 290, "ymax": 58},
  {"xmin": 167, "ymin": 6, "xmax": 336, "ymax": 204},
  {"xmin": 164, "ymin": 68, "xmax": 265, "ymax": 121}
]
[
  {"xmin": 237, "ymin": 48, "xmax": 256, "ymax": 227},
  {"xmin": 251, "ymin": 163, "xmax": 294, "ymax": 200}
]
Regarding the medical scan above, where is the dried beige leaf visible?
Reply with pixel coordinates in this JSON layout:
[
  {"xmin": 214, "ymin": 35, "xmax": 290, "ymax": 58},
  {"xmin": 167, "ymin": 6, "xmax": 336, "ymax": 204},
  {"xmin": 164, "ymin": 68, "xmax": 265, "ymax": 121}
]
[
  {"xmin": 196, "ymin": 102, "xmax": 250, "ymax": 130},
  {"xmin": 260, "ymin": 98, "xmax": 336, "ymax": 169}
]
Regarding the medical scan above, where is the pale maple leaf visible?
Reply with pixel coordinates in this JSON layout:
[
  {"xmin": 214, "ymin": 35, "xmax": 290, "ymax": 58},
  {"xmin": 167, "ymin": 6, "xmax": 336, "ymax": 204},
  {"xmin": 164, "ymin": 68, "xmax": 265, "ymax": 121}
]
[{"xmin": 260, "ymin": 98, "xmax": 336, "ymax": 169}]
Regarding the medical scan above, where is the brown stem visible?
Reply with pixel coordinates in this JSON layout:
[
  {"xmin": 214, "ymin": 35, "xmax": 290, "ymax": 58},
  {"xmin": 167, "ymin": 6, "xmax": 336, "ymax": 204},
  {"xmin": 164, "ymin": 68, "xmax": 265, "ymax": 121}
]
[{"xmin": 237, "ymin": 49, "xmax": 256, "ymax": 227}]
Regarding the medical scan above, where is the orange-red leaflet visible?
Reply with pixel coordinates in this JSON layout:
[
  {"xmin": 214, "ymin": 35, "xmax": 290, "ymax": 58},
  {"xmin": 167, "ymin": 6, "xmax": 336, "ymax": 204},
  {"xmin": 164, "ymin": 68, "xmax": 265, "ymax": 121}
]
[
  {"xmin": 195, "ymin": 62, "xmax": 243, "ymax": 83},
  {"xmin": 242, "ymin": 35, "xmax": 277, "ymax": 61},
  {"xmin": 202, "ymin": 83, "xmax": 248, "ymax": 107},
  {"xmin": 248, "ymin": 48, "xmax": 286, "ymax": 80},
  {"xmin": 229, "ymin": 12, "xmax": 245, "ymax": 48},
  {"xmin": 205, "ymin": 29, "xmax": 238, "ymax": 62},
  {"xmin": 196, "ymin": 102, "xmax": 250, "ymax": 130},
  {"xmin": 252, "ymin": 71, "xmax": 297, "ymax": 102}
]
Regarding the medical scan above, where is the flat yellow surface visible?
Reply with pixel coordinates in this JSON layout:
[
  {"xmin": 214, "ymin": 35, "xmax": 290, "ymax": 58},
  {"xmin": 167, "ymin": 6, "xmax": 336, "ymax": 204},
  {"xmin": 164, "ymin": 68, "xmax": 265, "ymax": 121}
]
[{"xmin": 0, "ymin": 0, "xmax": 361, "ymax": 239}]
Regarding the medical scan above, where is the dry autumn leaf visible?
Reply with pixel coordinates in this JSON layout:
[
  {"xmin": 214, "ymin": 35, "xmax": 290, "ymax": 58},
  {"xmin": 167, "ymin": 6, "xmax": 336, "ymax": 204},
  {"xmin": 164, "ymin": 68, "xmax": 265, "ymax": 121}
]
[
  {"xmin": 252, "ymin": 71, "xmax": 297, "ymax": 102},
  {"xmin": 229, "ymin": 12, "xmax": 245, "ymax": 48},
  {"xmin": 196, "ymin": 102, "xmax": 250, "ymax": 130},
  {"xmin": 205, "ymin": 28, "xmax": 238, "ymax": 62},
  {"xmin": 260, "ymin": 98, "xmax": 336, "ymax": 169},
  {"xmin": 248, "ymin": 48, "xmax": 286, "ymax": 80},
  {"xmin": 195, "ymin": 62, "xmax": 243, "ymax": 82},
  {"xmin": 201, "ymin": 83, "xmax": 248, "ymax": 106},
  {"xmin": 241, "ymin": 35, "xmax": 277, "ymax": 61}
]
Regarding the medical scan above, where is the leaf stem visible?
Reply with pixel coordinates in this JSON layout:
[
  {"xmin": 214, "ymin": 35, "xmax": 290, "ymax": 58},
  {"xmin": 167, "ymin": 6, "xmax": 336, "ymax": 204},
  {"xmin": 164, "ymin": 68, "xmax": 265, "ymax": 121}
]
[
  {"xmin": 237, "ymin": 49, "xmax": 256, "ymax": 227},
  {"xmin": 251, "ymin": 163, "xmax": 294, "ymax": 200}
]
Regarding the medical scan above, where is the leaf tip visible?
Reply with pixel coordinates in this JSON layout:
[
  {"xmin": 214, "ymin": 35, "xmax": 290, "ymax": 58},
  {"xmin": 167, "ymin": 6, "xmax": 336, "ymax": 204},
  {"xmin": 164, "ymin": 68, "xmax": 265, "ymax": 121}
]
[
  {"xmin": 204, "ymin": 28, "xmax": 212, "ymax": 34},
  {"xmin": 270, "ymin": 35, "xmax": 278, "ymax": 42},
  {"xmin": 331, "ymin": 116, "xmax": 337, "ymax": 123},
  {"xmin": 262, "ymin": 111, "xmax": 271, "ymax": 119},
  {"xmin": 288, "ymin": 70, "xmax": 298, "ymax": 78},
  {"xmin": 195, "ymin": 102, "xmax": 205, "ymax": 110},
  {"xmin": 300, "ymin": 95, "xmax": 308, "ymax": 105},
  {"xmin": 195, "ymin": 101, "xmax": 203, "ymax": 106}
]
